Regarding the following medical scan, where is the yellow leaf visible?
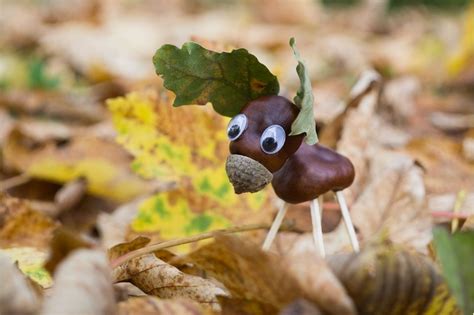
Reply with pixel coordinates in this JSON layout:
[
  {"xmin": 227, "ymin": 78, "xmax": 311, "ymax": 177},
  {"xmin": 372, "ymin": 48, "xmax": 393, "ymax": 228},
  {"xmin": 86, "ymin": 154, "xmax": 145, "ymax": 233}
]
[
  {"xmin": 108, "ymin": 90, "xmax": 276, "ymax": 241},
  {"xmin": 0, "ymin": 247, "xmax": 52, "ymax": 288},
  {"xmin": 447, "ymin": 4, "xmax": 474, "ymax": 76}
]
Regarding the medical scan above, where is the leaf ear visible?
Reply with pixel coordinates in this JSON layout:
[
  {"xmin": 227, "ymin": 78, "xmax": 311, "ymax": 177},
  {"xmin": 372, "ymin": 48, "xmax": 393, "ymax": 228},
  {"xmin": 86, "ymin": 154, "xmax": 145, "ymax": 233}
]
[
  {"xmin": 153, "ymin": 42, "xmax": 279, "ymax": 117},
  {"xmin": 288, "ymin": 38, "xmax": 318, "ymax": 145}
]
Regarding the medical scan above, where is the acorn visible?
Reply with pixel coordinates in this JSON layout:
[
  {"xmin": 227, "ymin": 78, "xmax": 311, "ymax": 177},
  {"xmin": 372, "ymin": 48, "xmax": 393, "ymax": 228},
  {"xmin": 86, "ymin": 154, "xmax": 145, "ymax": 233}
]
[{"xmin": 225, "ymin": 154, "xmax": 273, "ymax": 194}]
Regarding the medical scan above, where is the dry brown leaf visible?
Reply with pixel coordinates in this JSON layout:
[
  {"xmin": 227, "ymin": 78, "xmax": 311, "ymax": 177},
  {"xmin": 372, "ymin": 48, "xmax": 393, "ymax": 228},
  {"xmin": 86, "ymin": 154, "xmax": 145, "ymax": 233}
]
[
  {"xmin": 462, "ymin": 215, "xmax": 474, "ymax": 231},
  {"xmin": 42, "ymin": 249, "xmax": 116, "ymax": 315},
  {"xmin": 2, "ymin": 127, "xmax": 159, "ymax": 202},
  {"xmin": 98, "ymin": 196, "xmax": 149, "ymax": 249},
  {"xmin": 335, "ymin": 70, "xmax": 382, "ymax": 203},
  {"xmin": 463, "ymin": 129, "xmax": 474, "ymax": 162},
  {"xmin": 52, "ymin": 177, "xmax": 88, "ymax": 216},
  {"xmin": 280, "ymin": 299, "xmax": 322, "ymax": 315},
  {"xmin": 0, "ymin": 90, "xmax": 104, "ymax": 124},
  {"xmin": 351, "ymin": 150, "xmax": 432, "ymax": 252},
  {"xmin": 177, "ymin": 234, "xmax": 304, "ymax": 313},
  {"xmin": 118, "ymin": 296, "xmax": 208, "ymax": 315},
  {"xmin": 0, "ymin": 192, "xmax": 57, "ymax": 249},
  {"xmin": 0, "ymin": 252, "xmax": 39, "ymax": 315},
  {"xmin": 283, "ymin": 251, "xmax": 356, "ymax": 315},
  {"xmin": 44, "ymin": 227, "xmax": 93, "ymax": 274},
  {"xmin": 113, "ymin": 253, "xmax": 226, "ymax": 309},
  {"xmin": 108, "ymin": 236, "xmax": 151, "ymax": 261},
  {"xmin": 405, "ymin": 137, "xmax": 474, "ymax": 195},
  {"xmin": 218, "ymin": 296, "xmax": 277, "ymax": 315},
  {"xmin": 329, "ymin": 238, "xmax": 461, "ymax": 315},
  {"xmin": 382, "ymin": 76, "xmax": 420, "ymax": 121}
]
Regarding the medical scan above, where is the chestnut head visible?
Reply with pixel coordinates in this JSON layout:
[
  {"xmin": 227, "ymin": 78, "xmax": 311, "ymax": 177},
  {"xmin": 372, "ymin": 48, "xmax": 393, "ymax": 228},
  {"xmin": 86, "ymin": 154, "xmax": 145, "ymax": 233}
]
[{"xmin": 225, "ymin": 95, "xmax": 304, "ymax": 194}]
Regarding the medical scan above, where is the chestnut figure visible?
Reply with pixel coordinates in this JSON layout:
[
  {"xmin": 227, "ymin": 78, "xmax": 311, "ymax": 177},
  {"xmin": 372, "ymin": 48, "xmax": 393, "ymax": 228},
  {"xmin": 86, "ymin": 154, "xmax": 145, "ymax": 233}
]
[{"xmin": 225, "ymin": 95, "xmax": 359, "ymax": 256}]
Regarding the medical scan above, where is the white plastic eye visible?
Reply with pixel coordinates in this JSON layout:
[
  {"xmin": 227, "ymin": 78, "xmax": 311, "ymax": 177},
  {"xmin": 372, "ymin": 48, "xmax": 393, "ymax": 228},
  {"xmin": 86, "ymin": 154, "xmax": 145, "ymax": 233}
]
[
  {"xmin": 260, "ymin": 125, "xmax": 286, "ymax": 154},
  {"xmin": 227, "ymin": 114, "xmax": 248, "ymax": 141}
]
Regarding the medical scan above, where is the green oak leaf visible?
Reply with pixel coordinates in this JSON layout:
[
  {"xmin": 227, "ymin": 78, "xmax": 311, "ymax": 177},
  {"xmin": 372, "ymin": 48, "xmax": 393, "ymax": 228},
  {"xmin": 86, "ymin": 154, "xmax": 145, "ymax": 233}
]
[
  {"xmin": 289, "ymin": 38, "xmax": 318, "ymax": 145},
  {"xmin": 153, "ymin": 42, "xmax": 279, "ymax": 117},
  {"xmin": 433, "ymin": 228, "xmax": 474, "ymax": 315}
]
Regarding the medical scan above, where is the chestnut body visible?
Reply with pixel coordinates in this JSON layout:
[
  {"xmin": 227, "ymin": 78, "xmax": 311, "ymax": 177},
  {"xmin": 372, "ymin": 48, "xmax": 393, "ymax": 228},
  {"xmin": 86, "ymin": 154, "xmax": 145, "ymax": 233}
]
[
  {"xmin": 272, "ymin": 143, "xmax": 355, "ymax": 204},
  {"xmin": 225, "ymin": 95, "xmax": 355, "ymax": 204}
]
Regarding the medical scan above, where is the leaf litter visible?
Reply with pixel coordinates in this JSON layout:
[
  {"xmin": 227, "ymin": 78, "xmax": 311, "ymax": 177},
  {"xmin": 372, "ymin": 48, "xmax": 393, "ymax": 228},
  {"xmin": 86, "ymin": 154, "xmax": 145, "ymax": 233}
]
[{"xmin": 0, "ymin": 0, "xmax": 473, "ymax": 314}]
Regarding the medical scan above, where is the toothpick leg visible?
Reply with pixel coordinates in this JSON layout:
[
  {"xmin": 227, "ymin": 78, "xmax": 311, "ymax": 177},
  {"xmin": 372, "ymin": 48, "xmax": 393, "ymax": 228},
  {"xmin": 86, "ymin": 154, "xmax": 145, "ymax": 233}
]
[
  {"xmin": 262, "ymin": 201, "xmax": 287, "ymax": 251},
  {"xmin": 335, "ymin": 190, "xmax": 360, "ymax": 252},
  {"xmin": 310, "ymin": 198, "xmax": 326, "ymax": 258}
]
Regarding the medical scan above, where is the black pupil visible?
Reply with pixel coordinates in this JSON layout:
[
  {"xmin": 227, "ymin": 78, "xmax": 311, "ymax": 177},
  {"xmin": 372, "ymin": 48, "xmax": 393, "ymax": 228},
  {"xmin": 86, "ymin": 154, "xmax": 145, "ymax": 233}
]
[
  {"xmin": 228, "ymin": 125, "xmax": 240, "ymax": 138},
  {"xmin": 262, "ymin": 137, "xmax": 278, "ymax": 152}
]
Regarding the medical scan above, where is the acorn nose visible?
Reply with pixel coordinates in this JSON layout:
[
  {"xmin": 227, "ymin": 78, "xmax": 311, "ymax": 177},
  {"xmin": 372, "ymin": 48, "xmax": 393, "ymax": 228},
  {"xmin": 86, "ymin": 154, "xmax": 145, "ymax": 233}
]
[{"xmin": 225, "ymin": 154, "xmax": 273, "ymax": 194}]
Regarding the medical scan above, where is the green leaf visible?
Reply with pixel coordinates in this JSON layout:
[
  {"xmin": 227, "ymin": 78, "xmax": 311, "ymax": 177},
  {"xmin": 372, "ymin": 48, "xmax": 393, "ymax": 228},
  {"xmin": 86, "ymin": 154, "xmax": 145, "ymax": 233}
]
[
  {"xmin": 433, "ymin": 228, "xmax": 474, "ymax": 315},
  {"xmin": 289, "ymin": 38, "xmax": 318, "ymax": 145},
  {"xmin": 153, "ymin": 42, "xmax": 279, "ymax": 117},
  {"xmin": 27, "ymin": 57, "xmax": 60, "ymax": 90}
]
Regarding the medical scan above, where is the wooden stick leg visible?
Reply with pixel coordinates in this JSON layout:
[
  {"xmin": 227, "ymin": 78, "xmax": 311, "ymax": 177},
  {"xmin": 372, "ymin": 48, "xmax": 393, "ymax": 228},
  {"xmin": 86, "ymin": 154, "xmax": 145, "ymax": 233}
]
[
  {"xmin": 262, "ymin": 201, "xmax": 287, "ymax": 251},
  {"xmin": 310, "ymin": 199, "xmax": 326, "ymax": 258},
  {"xmin": 335, "ymin": 191, "xmax": 360, "ymax": 252}
]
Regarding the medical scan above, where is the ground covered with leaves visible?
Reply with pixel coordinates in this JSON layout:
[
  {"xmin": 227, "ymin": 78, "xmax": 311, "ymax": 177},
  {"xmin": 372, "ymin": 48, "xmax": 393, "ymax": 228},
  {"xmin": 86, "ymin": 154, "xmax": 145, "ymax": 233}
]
[{"xmin": 0, "ymin": 0, "xmax": 473, "ymax": 314}]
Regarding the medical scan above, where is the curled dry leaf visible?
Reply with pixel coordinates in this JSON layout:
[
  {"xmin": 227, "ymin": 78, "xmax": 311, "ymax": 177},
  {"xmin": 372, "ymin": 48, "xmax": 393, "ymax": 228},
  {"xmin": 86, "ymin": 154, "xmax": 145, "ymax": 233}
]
[
  {"xmin": 329, "ymin": 238, "xmax": 461, "ymax": 315},
  {"xmin": 42, "ymin": 249, "xmax": 116, "ymax": 315},
  {"xmin": 0, "ymin": 252, "xmax": 39, "ymax": 315},
  {"xmin": 118, "ymin": 296, "xmax": 209, "ymax": 315},
  {"xmin": 113, "ymin": 253, "xmax": 226, "ymax": 310},
  {"xmin": 176, "ymin": 233, "xmax": 304, "ymax": 313},
  {"xmin": 351, "ymin": 150, "xmax": 432, "ymax": 252}
]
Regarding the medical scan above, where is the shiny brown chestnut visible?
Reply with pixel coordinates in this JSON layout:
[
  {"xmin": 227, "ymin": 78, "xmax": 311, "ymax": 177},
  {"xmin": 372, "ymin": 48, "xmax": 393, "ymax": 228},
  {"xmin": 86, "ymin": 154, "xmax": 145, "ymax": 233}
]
[{"xmin": 224, "ymin": 95, "xmax": 359, "ymax": 256}]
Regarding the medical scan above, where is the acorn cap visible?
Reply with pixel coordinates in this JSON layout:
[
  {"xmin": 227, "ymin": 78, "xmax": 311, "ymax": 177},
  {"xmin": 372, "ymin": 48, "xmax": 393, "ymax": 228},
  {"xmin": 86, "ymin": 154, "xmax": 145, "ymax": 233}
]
[{"xmin": 225, "ymin": 154, "xmax": 273, "ymax": 194}]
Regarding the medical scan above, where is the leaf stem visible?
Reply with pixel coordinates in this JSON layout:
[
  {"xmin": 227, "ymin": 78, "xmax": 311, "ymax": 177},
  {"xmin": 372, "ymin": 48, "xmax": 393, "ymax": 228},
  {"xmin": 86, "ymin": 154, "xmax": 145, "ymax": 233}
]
[{"xmin": 110, "ymin": 223, "xmax": 291, "ymax": 269}]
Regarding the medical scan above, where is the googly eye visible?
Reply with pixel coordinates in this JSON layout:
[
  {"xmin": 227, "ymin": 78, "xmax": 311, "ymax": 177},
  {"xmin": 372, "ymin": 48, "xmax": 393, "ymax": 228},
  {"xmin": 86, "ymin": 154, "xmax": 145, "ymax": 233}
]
[
  {"xmin": 227, "ymin": 114, "xmax": 248, "ymax": 141},
  {"xmin": 260, "ymin": 125, "xmax": 286, "ymax": 154}
]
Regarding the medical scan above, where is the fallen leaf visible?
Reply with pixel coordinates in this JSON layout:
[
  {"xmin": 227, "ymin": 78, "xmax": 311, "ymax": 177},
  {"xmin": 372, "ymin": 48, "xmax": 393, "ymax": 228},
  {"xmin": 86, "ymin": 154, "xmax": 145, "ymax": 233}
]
[
  {"xmin": 329, "ymin": 238, "xmax": 461, "ymax": 315},
  {"xmin": 108, "ymin": 236, "xmax": 151, "ymax": 261},
  {"xmin": 97, "ymin": 196, "xmax": 150, "ymax": 249},
  {"xmin": 463, "ymin": 129, "xmax": 474, "ymax": 162},
  {"xmin": 3, "ymin": 127, "xmax": 159, "ymax": 202},
  {"xmin": 433, "ymin": 229, "xmax": 474, "ymax": 315},
  {"xmin": 0, "ymin": 252, "xmax": 39, "ymax": 315},
  {"xmin": 108, "ymin": 90, "xmax": 276, "ymax": 241},
  {"xmin": 42, "ymin": 249, "xmax": 117, "ymax": 315},
  {"xmin": 0, "ymin": 246, "xmax": 51, "ymax": 288},
  {"xmin": 404, "ymin": 137, "xmax": 474, "ymax": 195},
  {"xmin": 177, "ymin": 233, "xmax": 303, "ymax": 313},
  {"xmin": 113, "ymin": 253, "xmax": 226, "ymax": 310},
  {"xmin": 44, "ymin": 227, "xmax": 93, "ymax": 274},
  {"xmin": 118, "ymin": 296, "xmax": 208, "ymax": 315},
  {"xmin": 351, "ymin": 150, "xmax": 432, "ymax": 252},
  {"xmin": 283, "ymin": 251, "xmax": 357, "ymax": 315},
  {"xmin": 0, "ymin": 192, "xmax": 57, "ymax": 249},
  {"xmin": 280, "ymin": 299, "xmax": 322, "ymax": 315},
  {"xmin": 335, "ymin": 70, "xmax": 381, "ymax": 203}
]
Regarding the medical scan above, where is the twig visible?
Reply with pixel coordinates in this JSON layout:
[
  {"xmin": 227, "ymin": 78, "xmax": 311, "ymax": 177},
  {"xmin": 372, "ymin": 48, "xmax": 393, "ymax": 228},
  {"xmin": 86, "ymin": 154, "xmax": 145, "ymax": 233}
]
[
  {"xmin": 110, "ymin": 222, "xmax": 290, "ymax": 269},
  {"xmin": 0, "ymin": 174, "xmax": 31, "ymax": 191}
]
